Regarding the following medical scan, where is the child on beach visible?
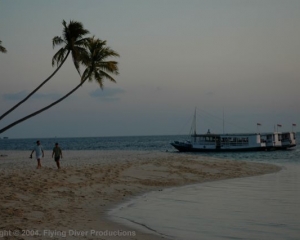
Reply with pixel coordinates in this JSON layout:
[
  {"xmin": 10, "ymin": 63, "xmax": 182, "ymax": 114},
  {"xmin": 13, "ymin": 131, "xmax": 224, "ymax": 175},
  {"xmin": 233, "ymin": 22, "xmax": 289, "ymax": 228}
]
[
  {"xmin": 52, "ymin": 142, "xmax": 63, "ymax": 169},
  {"xmin": 30, "ymin": 140, "xmax": 44, "ymax": 169}
]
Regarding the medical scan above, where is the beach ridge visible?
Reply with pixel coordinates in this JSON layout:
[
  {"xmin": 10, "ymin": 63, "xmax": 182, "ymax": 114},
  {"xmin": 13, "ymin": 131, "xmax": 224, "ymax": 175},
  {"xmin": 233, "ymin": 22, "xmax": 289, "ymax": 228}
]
[{"xmin": 0, "ymin": 150, "xmax": 281, "ymax": 240}]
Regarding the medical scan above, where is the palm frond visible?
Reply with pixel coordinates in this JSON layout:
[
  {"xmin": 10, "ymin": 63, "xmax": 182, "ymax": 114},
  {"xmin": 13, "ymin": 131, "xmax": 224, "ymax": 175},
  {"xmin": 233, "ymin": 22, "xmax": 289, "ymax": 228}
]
[
  {"xmin": 53, "ymin": 19, "xmax": 90, "ymax": 73},
  {"xmin": 95, "ymin": 61, "xmax": 119, "ymax": 76},
  {"xmin": 52, "ymin": 36, "xmax": 64, "ymax": 48},
  {"xmin": 63, "ymin": 20, "xmax": 90, "ymax": 49},
  {"xmin": 81, "ymin": 37, "xmax": 119, "ymax": 88},
  {"xmin": 81, "ymin": 68, "xmax": 91, "ymax": 82},
  {"xmin": 0, "ymin": 40, "xmax": 7, "ymax": 53},
  {"xmin": 71, "ymin": 50, "xmax": 81, "ymax": 75},
  {"xmin": 75, "ymin": 37, "xmax": 91, "ymax": 47},
  {"xmin": 52, "ymin": 48, "xmax": 68, "ymax": 66},
  {"xmin": 93, "ymin": 70, "xmax": 104, "ymax": 88}
]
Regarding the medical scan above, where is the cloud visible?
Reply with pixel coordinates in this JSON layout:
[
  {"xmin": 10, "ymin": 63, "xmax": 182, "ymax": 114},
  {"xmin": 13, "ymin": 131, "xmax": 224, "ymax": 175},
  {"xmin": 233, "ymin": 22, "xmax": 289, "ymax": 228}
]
[
  {"xmin": 3, "ymin": 91, "xmax": 61, "ymax": 101},
  {"xmin": 89, "ymin": 87, "xmax": 125, "ymax": 102}
]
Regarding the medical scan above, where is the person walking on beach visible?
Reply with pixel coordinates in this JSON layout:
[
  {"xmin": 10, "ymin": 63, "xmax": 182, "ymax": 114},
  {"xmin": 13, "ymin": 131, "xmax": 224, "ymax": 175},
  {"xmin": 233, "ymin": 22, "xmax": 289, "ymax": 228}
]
[
  {"xmin": 52, "ymin": 142, "xmax": 63, "ymax": 169},
  {"xmin": 30, "ymin": 140, "xmax": 44, "ymax": 169}
]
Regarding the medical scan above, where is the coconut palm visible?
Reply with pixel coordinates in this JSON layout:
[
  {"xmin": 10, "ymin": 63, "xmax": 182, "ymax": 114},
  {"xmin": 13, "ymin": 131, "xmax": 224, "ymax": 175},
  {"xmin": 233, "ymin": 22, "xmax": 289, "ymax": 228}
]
[
  {"xmin": 0, "ymin": 20, "xmax": 89, "ymax": 121},
  {"xmin": 0, "ymin": 37, "xmax": 119, "ymax": 134},
  {"xmin": 0, "ymin": 40, "xmax": 7, "ymax": 53},
  {"xmin": 52, "ymin": 20, "xmax": 90, "ymax": 75},
  {"xmin": 80, "ymin": 37, "xmax": 119, "ymax": 88}
]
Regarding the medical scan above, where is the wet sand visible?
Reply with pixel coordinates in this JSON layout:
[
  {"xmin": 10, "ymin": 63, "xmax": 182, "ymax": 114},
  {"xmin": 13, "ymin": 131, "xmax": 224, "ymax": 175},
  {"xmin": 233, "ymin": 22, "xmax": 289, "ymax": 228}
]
[{"xmin": 0, "ymin": 150, "xmax": 281, "ymax": 239}]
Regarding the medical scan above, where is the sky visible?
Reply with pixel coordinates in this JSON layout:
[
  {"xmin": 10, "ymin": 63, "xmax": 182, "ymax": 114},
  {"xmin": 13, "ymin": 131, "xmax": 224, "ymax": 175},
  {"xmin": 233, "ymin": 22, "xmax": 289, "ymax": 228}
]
[{"xmin": 0, "ymin": 0, "xmax": 299, "ymax": 138}]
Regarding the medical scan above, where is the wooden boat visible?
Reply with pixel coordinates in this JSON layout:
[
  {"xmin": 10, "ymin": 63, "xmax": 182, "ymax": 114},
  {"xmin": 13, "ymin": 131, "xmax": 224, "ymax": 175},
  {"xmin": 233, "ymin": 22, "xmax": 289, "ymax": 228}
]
[{"xmin": 171, "ymin": 111, "xmax": 296, "ymax": 152}]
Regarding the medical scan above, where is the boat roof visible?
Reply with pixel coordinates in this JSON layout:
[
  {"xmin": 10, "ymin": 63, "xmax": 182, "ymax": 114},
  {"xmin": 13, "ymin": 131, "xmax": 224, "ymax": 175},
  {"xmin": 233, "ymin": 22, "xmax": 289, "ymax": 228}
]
[{"xmin": 193, "ymin": 132, "xmax": 295, "ymax": 137}]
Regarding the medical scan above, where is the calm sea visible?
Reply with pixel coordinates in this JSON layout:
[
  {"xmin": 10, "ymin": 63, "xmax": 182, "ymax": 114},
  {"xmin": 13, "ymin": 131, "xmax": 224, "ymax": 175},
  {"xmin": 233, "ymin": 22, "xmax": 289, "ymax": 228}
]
[
  {"xmin": 103, "ymin": 134, "xmax": 299, "ymax": 240},
  {"xmin": 0, "ymin": 135, "xmax": 183, "ymax": 151}
]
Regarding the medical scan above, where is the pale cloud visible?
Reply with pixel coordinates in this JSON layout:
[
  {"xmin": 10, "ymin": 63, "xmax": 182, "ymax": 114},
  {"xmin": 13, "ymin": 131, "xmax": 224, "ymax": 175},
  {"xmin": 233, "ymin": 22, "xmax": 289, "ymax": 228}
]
[
  {"xmin": 3, "ymin": 91, "xmax": 61, "ymax": 101},
  {"xmin": 89, "ymin": 88, "xmax": 125, "ymax": 102}
]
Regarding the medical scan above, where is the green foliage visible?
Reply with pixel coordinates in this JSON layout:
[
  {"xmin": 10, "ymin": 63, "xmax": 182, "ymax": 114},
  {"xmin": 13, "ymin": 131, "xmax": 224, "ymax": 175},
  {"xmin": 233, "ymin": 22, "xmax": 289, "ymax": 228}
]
[
  {"xmin": 52, "ymin": 20, "xmax": 90, "ymax": 74},
  {"xmin": 0, "ymin": 40, "xmax": 7, "ymax": 53},
  {"xmin": 81, "ymin": 37, "xmax": 119, "ymax": 88}
]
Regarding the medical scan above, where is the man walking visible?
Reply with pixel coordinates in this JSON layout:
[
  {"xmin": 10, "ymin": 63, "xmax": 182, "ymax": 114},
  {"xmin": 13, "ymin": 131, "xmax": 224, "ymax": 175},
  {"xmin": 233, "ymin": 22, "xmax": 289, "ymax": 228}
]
[
  {"xmin": 30, "ymin": 140, "xmax": 44, "ymax": 169},
  {"xmin": 52, "ymin": 142, "xmax": 63, "ymax": 169}
]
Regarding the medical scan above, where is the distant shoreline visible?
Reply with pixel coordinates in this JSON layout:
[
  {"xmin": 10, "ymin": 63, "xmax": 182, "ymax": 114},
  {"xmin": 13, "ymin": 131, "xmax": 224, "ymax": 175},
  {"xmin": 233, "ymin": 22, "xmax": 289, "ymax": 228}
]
[
  {"xmin": 0, "ymin": 134, "xmax": 187, "ymax": 140},
  {"xmin": 0, "ymin": 150, "xmax": 281, "ymax": 240}
]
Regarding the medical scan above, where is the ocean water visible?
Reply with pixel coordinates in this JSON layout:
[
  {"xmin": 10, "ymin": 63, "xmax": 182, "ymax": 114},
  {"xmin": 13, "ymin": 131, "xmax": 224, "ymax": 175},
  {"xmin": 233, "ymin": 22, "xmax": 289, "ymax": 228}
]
[
  {"xmin": 110, "ymin": 163, "xmax": 300, "ymax": 240},
  {"xmin": 0, "ymin": 135, "xmax": 183, "ymax": 151},
  {"xmin": 104, "ymin": 134, "xmax": 299, "ymax": 240}
]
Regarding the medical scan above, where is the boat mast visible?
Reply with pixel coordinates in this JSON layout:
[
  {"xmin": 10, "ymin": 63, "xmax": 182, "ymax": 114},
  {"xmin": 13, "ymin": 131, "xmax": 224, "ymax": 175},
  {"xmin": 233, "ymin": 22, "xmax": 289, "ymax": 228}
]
[
  {"xmin": 194, "ymin": 108, "xmax": 197, "ymax": 135},
  {"xmin": 189, "ymin": 108, "xmax": 197, "ymax": 136},
  {"xmin": 223, "ymin": 107, "xmax": 225, "ymax": 134}
]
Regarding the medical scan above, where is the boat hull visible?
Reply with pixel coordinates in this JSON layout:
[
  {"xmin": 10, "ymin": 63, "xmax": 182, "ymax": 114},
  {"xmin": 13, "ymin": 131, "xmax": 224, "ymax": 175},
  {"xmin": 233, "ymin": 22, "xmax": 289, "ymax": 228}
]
[{"xmin": 170, "ymin": 142, "xmax": 296, "ymax": 152}]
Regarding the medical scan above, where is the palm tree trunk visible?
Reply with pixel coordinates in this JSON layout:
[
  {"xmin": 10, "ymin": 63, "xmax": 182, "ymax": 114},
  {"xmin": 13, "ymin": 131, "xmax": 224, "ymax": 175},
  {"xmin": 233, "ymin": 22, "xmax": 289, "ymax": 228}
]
[
  {"xmin": 0, "ymin": 51, "xmax": 70, "ymax": 121},
  {"xmin": 0, "ymin": 78, "xmax": 87, "ymax": 134}
]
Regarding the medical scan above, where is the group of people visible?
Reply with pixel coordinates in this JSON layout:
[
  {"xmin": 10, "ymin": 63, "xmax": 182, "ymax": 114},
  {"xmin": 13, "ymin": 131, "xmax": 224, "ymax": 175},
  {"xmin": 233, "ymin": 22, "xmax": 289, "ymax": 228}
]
[{"xmin": 30, "ymin": 141, "xmax": 63, "ymax": 169}]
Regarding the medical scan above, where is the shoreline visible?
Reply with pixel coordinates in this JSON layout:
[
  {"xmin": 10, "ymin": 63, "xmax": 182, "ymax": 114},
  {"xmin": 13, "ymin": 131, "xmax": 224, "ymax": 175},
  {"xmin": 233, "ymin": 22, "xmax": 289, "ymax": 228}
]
[{"xmin": 0, "ymin": 150, "xmax": 281, "ymax": 239}]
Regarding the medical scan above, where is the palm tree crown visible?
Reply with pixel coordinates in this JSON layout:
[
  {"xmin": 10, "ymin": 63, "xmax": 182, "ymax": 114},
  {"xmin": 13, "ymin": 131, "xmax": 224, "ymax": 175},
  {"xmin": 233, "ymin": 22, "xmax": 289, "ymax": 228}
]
[
  {"xmin": 81, "ymin": 37, "xmax": 120, "ymax": 87},
  {"xmin": 52, "ymin": 20, "xmax": 90, "ymax": 75},
  {"xmin": 0, "ymin": 40, "xmax": 7, "ymax": 53}
]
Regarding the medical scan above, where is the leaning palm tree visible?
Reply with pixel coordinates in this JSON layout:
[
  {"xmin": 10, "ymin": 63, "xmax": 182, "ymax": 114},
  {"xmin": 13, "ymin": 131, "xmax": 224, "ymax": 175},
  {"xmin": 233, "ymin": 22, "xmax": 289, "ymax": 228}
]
[
  {"xmin": 0, "ymin": 40, "xmax": 7, "ymax": 53},
  {"xmin": 0, "ymin": 20, "xmax": 89, "ymax": 121},
  {"xmin": 80, "ymin": 37, "xmax": 119, "ymax": 88},
  {"xmin": 0, "ymin": 37, "xmax": 119, "ymax": 134}
]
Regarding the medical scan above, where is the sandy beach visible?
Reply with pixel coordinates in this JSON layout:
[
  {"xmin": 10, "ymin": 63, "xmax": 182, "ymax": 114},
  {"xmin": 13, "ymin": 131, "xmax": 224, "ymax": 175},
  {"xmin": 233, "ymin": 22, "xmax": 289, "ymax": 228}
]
[{"xmin": 0, "ymin": 150, "xmax": 281, "ymax": 240}]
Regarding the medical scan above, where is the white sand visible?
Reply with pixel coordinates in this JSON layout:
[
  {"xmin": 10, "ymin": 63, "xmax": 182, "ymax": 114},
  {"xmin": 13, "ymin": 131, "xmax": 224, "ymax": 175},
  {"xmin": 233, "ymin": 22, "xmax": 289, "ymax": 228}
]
[{"xmin": 0, "ymin": 150, "xmax": 281, "ymax": 239}]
